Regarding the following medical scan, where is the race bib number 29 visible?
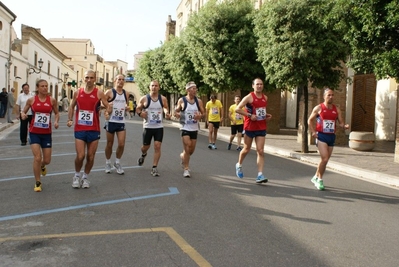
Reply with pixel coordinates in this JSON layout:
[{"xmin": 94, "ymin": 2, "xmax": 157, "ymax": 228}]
[{"xmin": 33, "ymin": 112, "xmax": 50, "ymax": 128}]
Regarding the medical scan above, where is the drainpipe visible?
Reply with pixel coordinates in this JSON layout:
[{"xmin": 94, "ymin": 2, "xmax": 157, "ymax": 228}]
[{"xmin": 7, "ymin": 16, "xmax": 16, "ymax": 91}]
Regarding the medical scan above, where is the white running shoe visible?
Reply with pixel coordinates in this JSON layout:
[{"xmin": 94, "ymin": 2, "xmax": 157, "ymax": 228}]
[
  {"xmin": 105, "ymin": 163, "xmax": 112, "ymax": 173},
  {"xmin": 72, "ymin": 176, "xmax": 81, "ymax": 189},
  {"xmin": 183, "ymin": 169, "xmax": 191, "ymax": 178},
  {"xmin": 81, "ymin": 178, "xmax": 90, "ymax": 189},
  {"xmin": 151, "ymin": 168, "xmax": 160, "ymax": 177},
  {"xmin": 114, "ymin": 163, "xmax": 124, "ymax": 175}
]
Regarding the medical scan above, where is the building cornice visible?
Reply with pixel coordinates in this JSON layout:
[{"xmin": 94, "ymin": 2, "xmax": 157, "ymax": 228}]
[{"xmin": 21, "ymin": 24, "xmax": 68, "ymax": 60}]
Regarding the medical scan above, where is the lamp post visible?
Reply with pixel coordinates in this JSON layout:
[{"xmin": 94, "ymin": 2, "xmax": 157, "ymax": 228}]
[{"xmin": 28, "ymin": 58, "xmax": 44, "ymax": 74}]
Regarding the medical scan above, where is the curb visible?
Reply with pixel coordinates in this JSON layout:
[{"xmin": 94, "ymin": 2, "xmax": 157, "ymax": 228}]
[{"xmin": 167, "ymin": 120, "xmax": 399, "ymax": 189}]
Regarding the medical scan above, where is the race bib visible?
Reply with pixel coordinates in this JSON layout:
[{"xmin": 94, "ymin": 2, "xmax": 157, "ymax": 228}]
[
  {"xmin": 235, "ymin": 113, "xmax": 242, "ymax": 120},
  {"xmin": 78, "ymin": 110, "xmax": 94, "ymax": 126},
  {"xmin": 255, "ymin": 107, "xmax": 266, "ymax": 121},
  {"xmin": 33, "ymin": 112, "xmax": 50, "ymax": 128},
  {"xmin": 148, "ymin": 110, "xmax": 162, "ymax": 124},
  {"xmin": 211, "ymin": 107, "xmax": 219, "ymax": 115},
  {"xmin": 185, "ymin": 111, "xmax": 197, "ymax": 124},
  {"xmin": 111, "ymin": 107, "xmax": 125, "ymax": 121},
  {"xmin": 323, "ymin": 120, "xmax": 335, "ymax": 133}
]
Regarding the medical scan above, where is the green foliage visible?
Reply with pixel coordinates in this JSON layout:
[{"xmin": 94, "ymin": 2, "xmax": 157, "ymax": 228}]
[
  {"xmin": 254, "ymin": 0, "xmax": 349, "ymax": 90},
  {"xmin": 335, "ymin": 0, "xmax": 399, "ymax": 80},
  {"xmin": 134, "ymin": 47, "xmax": 178, "ymax": 95},
  {"xmin": 184, "ymin": 0, "xmax": 265, "ymax": 93},
  {"xmin": 163, "ymin": 35, "xmax": 209, "ymax": 95}
]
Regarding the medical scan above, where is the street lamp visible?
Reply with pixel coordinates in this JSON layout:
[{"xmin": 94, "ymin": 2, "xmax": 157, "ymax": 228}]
[
  {"xmin": 64, "ymin": 72, "xmax": 69, "ymax": 82},
  {"xmin": 28, "ymin": 58, "xmax": 44, "ymax": 74}
]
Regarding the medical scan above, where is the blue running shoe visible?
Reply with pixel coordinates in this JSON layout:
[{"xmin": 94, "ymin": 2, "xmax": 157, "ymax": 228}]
[
  {"xmin": 235, "ymin": 163, "xmax": 243, "ymax": 178},
  {"xmin": 256, "ymin": 174, "xmax": 268, "ymax": 183}
]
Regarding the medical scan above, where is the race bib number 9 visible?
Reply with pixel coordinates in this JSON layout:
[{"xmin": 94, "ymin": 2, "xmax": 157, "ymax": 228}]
[
  {"xmin": 78, "ymin": 110, "xmax": 94, "ymax": 126},
  {"xmin": 33, "ymin": 112, "xmax": 50, "ymax": 128},
  {"xmin": 323, "ymin": 120, "xmax": 335, "ymax": 133},
  {"xmin": 185, "ymin": 111, "xmax": 197, "ymax": 124},
  {"xmin": 149, "ymin": 110, "xmax": 162, "ymax": 124}
]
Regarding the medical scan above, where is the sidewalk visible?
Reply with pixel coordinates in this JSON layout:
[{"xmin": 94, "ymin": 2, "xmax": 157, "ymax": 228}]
[
  {"xmin": 175, "ymin": 121, "xmax": 399, "ymax": 188},
  {"xmin": 1, "ymin": 116, "xmax": 398, "ymax": 188}
]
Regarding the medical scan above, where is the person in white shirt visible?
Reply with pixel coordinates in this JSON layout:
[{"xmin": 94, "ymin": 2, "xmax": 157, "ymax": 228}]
[
  {"xmin": 16, "ymin": 83, "xmax": 33, "ymax": 146},
  {"xmin": 135, "ymin": 80, "xmax": 171, "ymax": 177}
]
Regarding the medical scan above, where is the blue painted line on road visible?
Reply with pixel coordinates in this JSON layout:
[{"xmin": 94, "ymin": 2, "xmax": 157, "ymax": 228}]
[
  {"xmin": 0, "ymin": 151, "xmax": 104, "ymax": 161},
  {"xmin": 0, "ymin": 165, "xmax": 142, "ymax": 182},
  {"xmin": 0, "ymin": 187, "xmax": 179, "ymax": 222}
]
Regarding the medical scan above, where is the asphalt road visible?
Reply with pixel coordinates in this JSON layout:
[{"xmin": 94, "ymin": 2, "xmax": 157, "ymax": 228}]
[{"xmin": 0, "ymin": 115, "xmax": 398, "ymax": 267}]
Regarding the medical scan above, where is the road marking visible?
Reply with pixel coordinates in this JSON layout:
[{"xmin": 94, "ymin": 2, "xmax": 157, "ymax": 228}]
[
  {"xmin": 0, "ymin": 165, "xmax": 142, "ymax": 181},
  {"xmin": 0, "ymin": 187, "xmax": 179, "ymax": 222},
  {"xmin": 0, "ymin": 227, "xmax": 212, "ymax": 267}
]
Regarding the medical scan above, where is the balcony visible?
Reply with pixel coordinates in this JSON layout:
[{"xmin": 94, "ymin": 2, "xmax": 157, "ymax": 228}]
[{"xmin": 96, "ymin": 77, "xmax": 104, "ymax": 85}]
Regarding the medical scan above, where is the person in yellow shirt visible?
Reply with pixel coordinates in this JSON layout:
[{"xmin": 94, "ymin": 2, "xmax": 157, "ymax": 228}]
[
  {"xmin": 228, "ymin": 95, "xmax": 244, "ymax": 151},
  {"xmin": 205, "ymin": 94, "xmax": 223, "ymax": 149},
  {"xmin": 128, "ymin": 99, "xmax": 134, "ymax": 119}
]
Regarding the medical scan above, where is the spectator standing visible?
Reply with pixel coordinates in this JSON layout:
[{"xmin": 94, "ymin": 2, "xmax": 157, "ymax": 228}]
[
  {"xmin": 0, "ymin": 88, "xmax": 8, "ymax": 118},
  {"xmin": 16, "ymin": 83, "xmax": 33, "ymax": 146},
  {"xmin": 7, "ymin": 88, "xmax": 15, "ymax": 123}
]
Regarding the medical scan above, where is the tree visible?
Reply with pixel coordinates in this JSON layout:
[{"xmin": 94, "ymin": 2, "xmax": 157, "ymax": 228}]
[
  {"xmin": 134, "ymin": 46, "xmax": 178, "ymax": 95},
  {"xmin": 163, "ymin": 35, "xmax": 208, "ymax": 94},
  {"xmin": 335, "ymin": 0, "xmax": 399, "ymax": 80},
  {"xmin": 334, "ymin": 0, "xmax": 399, "ymax": 162},
  {"xmin": 254, "ymin": 0, "xmax": 349, "ymax": 152},
  {"xmin": 184, "ymin": 0, "xmax": 264, "ymax": 93}
]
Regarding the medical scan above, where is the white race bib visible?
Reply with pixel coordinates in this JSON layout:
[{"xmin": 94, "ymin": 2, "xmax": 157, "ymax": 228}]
[
  {"xmin": 78, "ymin": 110, "xmax": 94, "ymax": 126},
  {"xmin": 33, "ymin": 112, "xmax": 50, "ymax": 128},
  {"xmin": 323, "ymin": 120, "xmax": 335, "ymax": 133}
]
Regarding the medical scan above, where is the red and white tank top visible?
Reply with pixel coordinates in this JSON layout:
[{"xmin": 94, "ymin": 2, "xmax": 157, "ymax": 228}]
[
  {"xmin": 30, "ymin": 95, "xmax": 53, "ymax": 134},
  {"xmin": 74, "ymin": 88, "xmax": 101, "ymax": 132},
  {"xmin": 316, "ymin": 103, "xmax": 338, "ymax": 134},
  {"xmin": 244, "ymin": 92, "xmax": 268, "ymax": 131}
]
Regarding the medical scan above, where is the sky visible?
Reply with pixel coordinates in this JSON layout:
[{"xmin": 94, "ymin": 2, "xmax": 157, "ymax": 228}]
[{"xmin": 4, "ymin": 0, "xmax": 181, "ymax": 69}]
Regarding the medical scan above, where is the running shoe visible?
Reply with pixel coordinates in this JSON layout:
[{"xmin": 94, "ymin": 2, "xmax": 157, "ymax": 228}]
[
  {"xmin": 256, "ymin": 174, "xmax": 268, "ymax": 183},
  {"xmin": 213, "ymin": 144, "xmax": 217, "ymax": 149},
  {"xmin": 236, "ymin": 147, "xmax": 242, "ymax": 151},
  {"xmin": 311, "ymin": 176, "xmax": 325, "ymax": 190},
  {"xmin": 114, "ymin": 163, "xmax": 124, "ymax": 175},
  {"xmin": 227, "ymin": 143, "xmax": 232, "ymax": 150},
  {"xmin": 151, "ymin": 168, "xmax": 160, "ymax": 177},
  {"xmin": 34, "ymin": 182, "xmax": 42, "ymax": 192},
  {"xmin": 183, "ymin": 169, "xmax": 191, "ymax": 178},
  {"xmin": 72, "ymin": 176, "xmax": 81, "ymax": 189},
  {"xmin": 235, "ymin": 163, "xmax": 244, "ymax": 178},
  {"xmin": 137, "ymin": 153, "xmax": 147, "ymax": 166},
  {"xmin": 81, "ymin": 178, "xmax": 90, "ymax": 189},
  {"xmin": 208, "ymin": 144, "xmax": 212, "ymax": 149},
  {"xmin": 105, "ymin": 163, "xmax": 112, "ymax": 173},
  {"xmin": 41, "ymin": 165, "xmax": 47, "ymax": 176}
]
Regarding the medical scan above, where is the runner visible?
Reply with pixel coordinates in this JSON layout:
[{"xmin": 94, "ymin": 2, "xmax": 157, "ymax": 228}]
[
  {"xmin": 174, "ymin": 81, "xmax": 205, "ymax": 178},
  {"xmin": 135, "ymin": 80, "xmax": 171, "ymax": 176},
  {"xmin": 104, "ymin": 74, "xmax": 129, "ymax": 175},
  {"xmin": 67, "ymin": 70, "xmax": 110, "ymax": 189}
]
